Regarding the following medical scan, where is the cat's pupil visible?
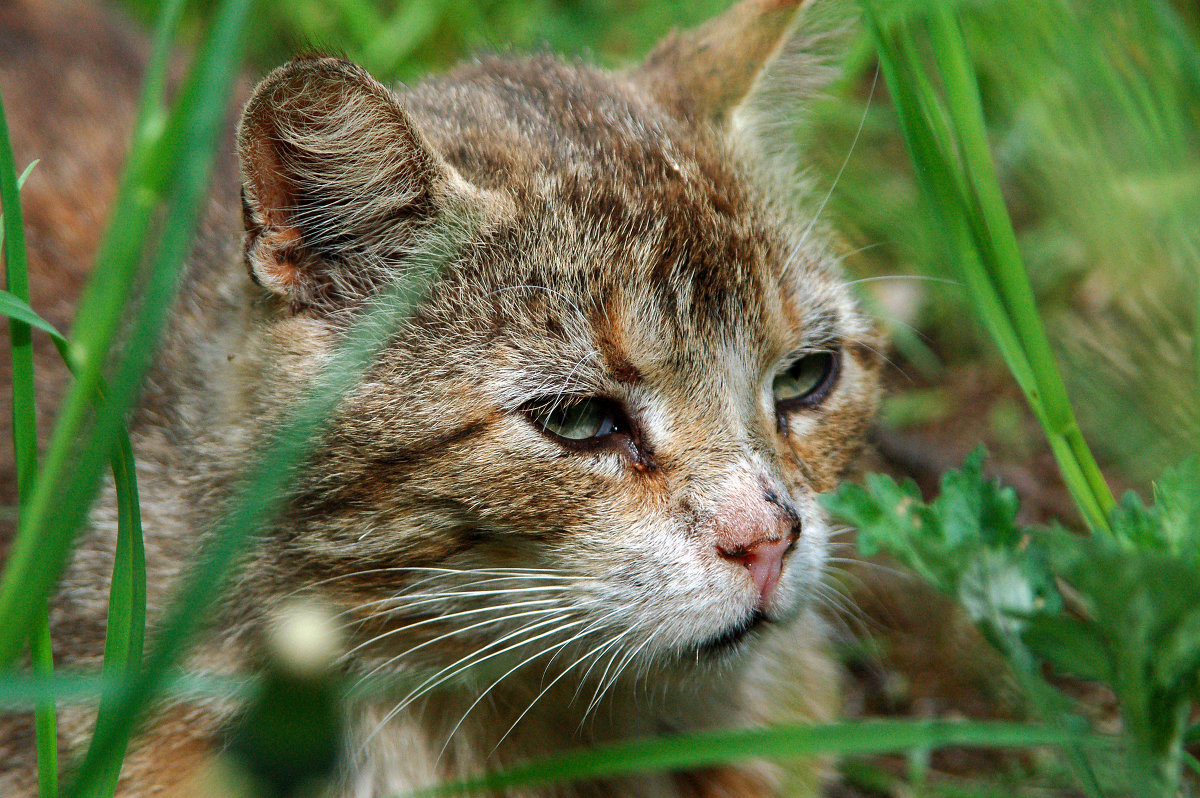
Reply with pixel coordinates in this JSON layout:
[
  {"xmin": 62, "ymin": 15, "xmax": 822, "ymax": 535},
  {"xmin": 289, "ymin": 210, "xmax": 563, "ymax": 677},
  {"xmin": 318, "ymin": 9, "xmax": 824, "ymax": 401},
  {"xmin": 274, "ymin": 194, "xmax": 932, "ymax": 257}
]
[
  {"xmin": 773, "ymin": 351, "xmax": 837, "ymax": 407},
  {"xmin": 537, "ymin": 398, "xmax": 622, "ymax": 442}
]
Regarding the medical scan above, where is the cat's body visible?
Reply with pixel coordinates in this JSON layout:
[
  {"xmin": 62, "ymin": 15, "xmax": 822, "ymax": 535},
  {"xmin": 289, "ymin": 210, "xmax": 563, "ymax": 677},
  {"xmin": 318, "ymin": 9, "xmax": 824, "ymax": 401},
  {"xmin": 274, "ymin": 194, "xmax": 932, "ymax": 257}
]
[{"xmin": 0, "ymin": 0, "xmax": 881, "ymax": 795}]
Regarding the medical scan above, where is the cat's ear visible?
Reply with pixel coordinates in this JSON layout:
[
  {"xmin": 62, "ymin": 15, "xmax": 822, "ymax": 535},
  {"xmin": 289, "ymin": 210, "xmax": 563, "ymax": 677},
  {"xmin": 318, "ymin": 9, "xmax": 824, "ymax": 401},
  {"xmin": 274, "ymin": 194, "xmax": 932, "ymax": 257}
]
[
  {"xmin": 237, "ymin": 56, "xmax": 477, "ymax": 311},
  {"xmin": 635, "ymin": 0, "xmax": 843, "ymax": 127}
]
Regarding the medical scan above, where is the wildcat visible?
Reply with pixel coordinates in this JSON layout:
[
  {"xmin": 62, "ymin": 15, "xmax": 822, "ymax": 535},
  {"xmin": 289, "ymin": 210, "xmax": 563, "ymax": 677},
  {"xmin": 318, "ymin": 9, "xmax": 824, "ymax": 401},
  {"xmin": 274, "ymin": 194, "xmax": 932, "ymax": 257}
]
[{"xmin": 0, "ymin": 0, "xmax": 882, "ymax": 794}]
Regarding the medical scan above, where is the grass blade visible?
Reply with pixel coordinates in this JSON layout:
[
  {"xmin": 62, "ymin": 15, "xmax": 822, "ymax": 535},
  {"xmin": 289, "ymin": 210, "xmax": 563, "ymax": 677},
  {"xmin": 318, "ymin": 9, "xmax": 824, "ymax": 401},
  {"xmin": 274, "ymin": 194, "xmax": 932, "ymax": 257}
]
[
  {"xmin": 29, "ymin": 617, "xmax": 58, "ymax": 798},
  {"xmin": 924, "ymin": 7, "xmax": 1114, "ymax": 530},
  {"xmin": 406, "ymin": 719, "xmax": 1102, "ymax": 797},
  {"xmin": 0, "ymin": 671, "xmax": 257, "ymax": 709},
  {"xmin": 861, "ymin": 0, "xmax": 1115, "ymax": 531},
  {"xmin": 0, "ymin": 88, "xmax": 59, "ymax": 798},
  {"xmin": 64, "ymin": 217, "xmax": 468, "ymax": 798},
  {"xmin": 85, "ymin": 430, "xmax": 145, "ymax": 797},
  {"xmin": 0, "ymin": 97, "xmax": 34, "ymax": 528},
  {"xmin": 0, "ymin": 0, "xmax": 249, "ymax": 674},
  {"xmin": 0, "ymin": 159, "xmax": 37, "ymax": 251},
  {"xmin": 0, "ymin": 290, "xmax": 67, "ymax": 342},
  {"xmin": 0, "ymin": 286, "xmax": 145, "ymax": 798}
]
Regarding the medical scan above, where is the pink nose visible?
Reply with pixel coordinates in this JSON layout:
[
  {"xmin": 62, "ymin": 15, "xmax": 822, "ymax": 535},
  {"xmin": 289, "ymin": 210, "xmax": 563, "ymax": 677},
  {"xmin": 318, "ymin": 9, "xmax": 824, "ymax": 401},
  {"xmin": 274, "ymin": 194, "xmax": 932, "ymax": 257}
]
[{"xmin": 717, "ymin": 534, "xmax": 796, "ymax": 605}]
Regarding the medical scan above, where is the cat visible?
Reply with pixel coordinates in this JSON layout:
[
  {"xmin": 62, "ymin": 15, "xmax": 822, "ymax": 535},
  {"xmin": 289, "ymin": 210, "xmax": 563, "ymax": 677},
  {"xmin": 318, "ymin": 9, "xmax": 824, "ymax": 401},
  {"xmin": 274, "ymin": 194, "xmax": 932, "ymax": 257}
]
[{"xmin": 0, "ymin": 0, "xmax": 882, "ymax": 794}]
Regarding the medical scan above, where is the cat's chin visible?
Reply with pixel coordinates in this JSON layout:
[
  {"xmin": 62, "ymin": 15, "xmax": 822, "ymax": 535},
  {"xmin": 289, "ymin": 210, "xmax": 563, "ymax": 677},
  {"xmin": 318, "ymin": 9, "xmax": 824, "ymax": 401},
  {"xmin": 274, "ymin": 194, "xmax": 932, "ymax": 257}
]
[
  {"xmin": 677, "ymin": 584, "xmax": 814, "ymax": 664},
  {"xmin": 692, "ymin": 609, "xmax": 766, "ymax": 658}
]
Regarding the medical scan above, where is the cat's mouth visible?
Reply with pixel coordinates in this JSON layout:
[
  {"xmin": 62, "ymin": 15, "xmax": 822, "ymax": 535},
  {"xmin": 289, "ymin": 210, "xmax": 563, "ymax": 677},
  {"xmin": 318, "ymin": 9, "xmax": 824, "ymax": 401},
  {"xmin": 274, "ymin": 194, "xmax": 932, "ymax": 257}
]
[{"xmin": 694, "ymin": 609, "xmax": 766, "ymax": 657}]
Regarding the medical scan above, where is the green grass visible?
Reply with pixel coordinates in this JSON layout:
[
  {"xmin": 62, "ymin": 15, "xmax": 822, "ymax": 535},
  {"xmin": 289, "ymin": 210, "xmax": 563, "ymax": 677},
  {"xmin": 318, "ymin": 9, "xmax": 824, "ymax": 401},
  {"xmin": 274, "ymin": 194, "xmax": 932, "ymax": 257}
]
[
  {"xmin": 822, "ymin": 3, "xmax": 1200, "ymax": 794},
  {"xmin": 2, "ymin": 0, "xmax": 1199, "ymax": 796},
  {"xmin": 1, "ymin": 87, "xmax": 58, "ymax": 798},
  {"xmin": 861, "ymin": 1, "xmax": 1115, "ymax": 533},
  {"xmin": 0, "ymin": 0, "xmax": 251, "ymax": 792},
  {"xmin": 403, "ymin": 720, "xmax": 1101, "ymax": 798}
]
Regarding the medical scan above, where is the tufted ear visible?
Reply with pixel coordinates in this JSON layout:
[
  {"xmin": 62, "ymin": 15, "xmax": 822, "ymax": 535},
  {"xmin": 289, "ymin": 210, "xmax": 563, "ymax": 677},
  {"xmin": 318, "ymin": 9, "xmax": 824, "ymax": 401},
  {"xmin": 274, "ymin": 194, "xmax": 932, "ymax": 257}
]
[
  {"xmin": 237, "ymin": 56, "xmax": 473, "ymax": 312},
  {"xmin": 635, "ymin": 0, "xmax": 842, "ymax": 128}
]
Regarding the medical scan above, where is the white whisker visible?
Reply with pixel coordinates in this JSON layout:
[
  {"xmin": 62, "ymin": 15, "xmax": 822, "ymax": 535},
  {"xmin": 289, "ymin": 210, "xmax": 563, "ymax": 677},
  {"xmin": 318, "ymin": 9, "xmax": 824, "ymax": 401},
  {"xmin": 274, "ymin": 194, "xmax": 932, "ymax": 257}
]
[
  {"xmin": 352, "ymin": 606, "xmax": 569, "ymax": 686},
  {"xmin": 343, "ymin": 598, "xmax": 565, "ymax": 660},
  {"xmin": 439, "ymin": 609, "xmax": 624, "ymax": 763},
  {"xmin": 488, "ymin": 619, "xmax": 627, "ymax": 756},
  {"xmin": 789, "ymin": 66, "xmax": 879, "ymax": 267},
  {"xmin": 845, "ymin": 273, "xmax": 959, "ymax": 288},
  {"xmin": 360, "ymin": 613, "xmax": 591, "ymax": 750}
]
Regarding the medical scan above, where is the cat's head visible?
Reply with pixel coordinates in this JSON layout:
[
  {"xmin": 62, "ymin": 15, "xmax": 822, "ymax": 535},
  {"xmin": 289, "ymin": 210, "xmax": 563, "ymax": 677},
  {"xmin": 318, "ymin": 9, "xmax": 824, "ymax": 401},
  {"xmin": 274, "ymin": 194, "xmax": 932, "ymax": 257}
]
[{"xmin": 232, "ymin": 0, "xmax": 880, "ymax": 676}]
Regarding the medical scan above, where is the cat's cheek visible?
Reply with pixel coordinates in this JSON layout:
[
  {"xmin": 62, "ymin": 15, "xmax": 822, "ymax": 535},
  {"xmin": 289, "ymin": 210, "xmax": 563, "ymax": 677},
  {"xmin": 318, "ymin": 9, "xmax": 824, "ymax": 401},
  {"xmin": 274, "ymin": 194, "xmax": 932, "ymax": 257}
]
[{"xmin": 777, "ymin": 376, "xmax": 880, "ymax": 492}]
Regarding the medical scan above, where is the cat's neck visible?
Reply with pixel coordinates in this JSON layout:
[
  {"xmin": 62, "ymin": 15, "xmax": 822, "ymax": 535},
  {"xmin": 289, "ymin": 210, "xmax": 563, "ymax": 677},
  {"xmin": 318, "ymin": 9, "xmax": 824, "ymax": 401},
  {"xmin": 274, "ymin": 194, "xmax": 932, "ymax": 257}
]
[{"xmin": 348, "ymin": 664, "xmax": 777, "ymax": 797}]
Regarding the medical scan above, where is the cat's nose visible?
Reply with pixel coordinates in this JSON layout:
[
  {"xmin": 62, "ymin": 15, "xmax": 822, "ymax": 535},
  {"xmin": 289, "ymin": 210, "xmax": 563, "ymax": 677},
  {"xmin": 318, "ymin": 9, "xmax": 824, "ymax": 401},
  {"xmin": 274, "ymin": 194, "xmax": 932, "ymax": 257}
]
[
  {"xmin": 717, "ymin": 528, "xmax": 798, "ymax": 605},
  {"xmin": 708, "ymin": 468, "xmax": 802, "ymax": 604}
]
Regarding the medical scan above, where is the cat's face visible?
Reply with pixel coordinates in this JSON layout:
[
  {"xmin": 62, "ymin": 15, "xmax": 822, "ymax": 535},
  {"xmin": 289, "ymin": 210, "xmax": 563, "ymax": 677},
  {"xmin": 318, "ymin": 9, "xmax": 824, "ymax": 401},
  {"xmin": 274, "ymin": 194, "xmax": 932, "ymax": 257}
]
[{"xmin": 235, "ymin": 3, "xmax": 880, "ymax": 681}]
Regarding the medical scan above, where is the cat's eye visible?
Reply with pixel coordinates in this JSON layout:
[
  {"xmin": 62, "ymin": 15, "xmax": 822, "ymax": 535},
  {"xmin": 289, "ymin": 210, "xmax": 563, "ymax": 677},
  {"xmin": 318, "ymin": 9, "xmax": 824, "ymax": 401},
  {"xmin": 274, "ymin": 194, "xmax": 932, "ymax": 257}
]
[
  {"xmin": 525, "ymin": 396, "xmax": 628, "ymax": 448},
  {"xmin": 773, "ymin": 350, "xmax": 840, "ymax": 413}
]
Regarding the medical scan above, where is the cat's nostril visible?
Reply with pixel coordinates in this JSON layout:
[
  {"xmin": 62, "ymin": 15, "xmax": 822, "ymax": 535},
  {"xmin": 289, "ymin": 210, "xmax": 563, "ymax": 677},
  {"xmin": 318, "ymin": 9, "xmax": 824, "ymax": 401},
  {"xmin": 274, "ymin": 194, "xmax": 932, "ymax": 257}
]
[{"xmin": 717, "ymin": 535, "xmax": 795, "ymax": 605}]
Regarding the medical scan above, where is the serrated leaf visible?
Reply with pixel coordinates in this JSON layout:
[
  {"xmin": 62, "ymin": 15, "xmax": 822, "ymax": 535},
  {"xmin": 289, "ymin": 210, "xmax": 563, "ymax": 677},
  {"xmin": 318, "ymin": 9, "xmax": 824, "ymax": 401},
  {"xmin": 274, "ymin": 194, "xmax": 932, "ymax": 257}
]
[
  {"xmin": 1022, "ymin": 615, "xmax": 1112, "ymax": 683},
  {"xmin": 824, "ymin": 448, "xmax": 1056, "ymax": 637},
  {"xmin": 1108, "ymin": 458, "xmax": 1200, "ymax": 560},
  {"xmin": 1152, "ymin": 458, "xmax": 1200, "ymax": 558},
  {"xmin": 958, "ymin": 548, "xmax": 1039, "ymax": 634}
]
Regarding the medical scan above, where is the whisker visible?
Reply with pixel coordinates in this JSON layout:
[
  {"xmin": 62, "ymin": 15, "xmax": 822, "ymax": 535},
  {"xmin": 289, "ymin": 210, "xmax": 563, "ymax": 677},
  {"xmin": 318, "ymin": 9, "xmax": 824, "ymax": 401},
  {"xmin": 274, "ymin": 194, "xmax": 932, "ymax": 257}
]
[
  {"xmin": 352, "ymin": 605, "xmax": 569, "ymax": 686},
  {"xmin": 283, "ymin": 565, "xmax": 583, "ymax": 601},
  {"xmin": 341, "ymin": 582, "xmax": 579, "ymax": 623},
  {"xmin": 811, "ymin": 580, "xmax": 877, "ymax": 640},
  {"xmin": 790, "ymin": 65, "xmax": 879, "ymax": 265},
  {"xmin": 582, "ymin": 630, "xmax": 635, "ymax": 722},
  {"xmin": 439, "ymin": 609, "xmax": 624, "ymax": 762},
  {"xmin": 488, "ymin": 620, "xmax": 628, "ymax": 756},
  {"xmin": 838, "ymin": 240, "xmax": 888, "ymax": 260},
  {"xmin": 843, "ymin": 333, "xmax": 912, "ymax": 382},
  {"xmin": 825, "ymin": 557, "xmax": 907, "ymax": 580},
  {"xmin": 360, "ymin": 613, "xmax": 591, "ymax": 750},
  {"xmin": 586, "ymin": 626, "xmax": 656, "ymax": 720},
  {"xmin": 844, "ymin": 274, "xmax": 960, "ymax": 288},
  {"xmin": 571, "ymin": 628, "xmax": 634, "ymax": 708},
  {"xmin": 342, "ymin": 598, "xmax": 565, "ymax": 659}
]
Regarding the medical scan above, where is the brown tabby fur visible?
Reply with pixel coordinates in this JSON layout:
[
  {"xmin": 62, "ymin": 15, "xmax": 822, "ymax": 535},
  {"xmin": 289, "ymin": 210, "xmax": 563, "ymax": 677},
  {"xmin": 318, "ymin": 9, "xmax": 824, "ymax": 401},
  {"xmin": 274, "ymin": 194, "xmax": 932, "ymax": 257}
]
[{"xmin": 0, "ymin": 0, "xmax": 882, "ymax": 795}]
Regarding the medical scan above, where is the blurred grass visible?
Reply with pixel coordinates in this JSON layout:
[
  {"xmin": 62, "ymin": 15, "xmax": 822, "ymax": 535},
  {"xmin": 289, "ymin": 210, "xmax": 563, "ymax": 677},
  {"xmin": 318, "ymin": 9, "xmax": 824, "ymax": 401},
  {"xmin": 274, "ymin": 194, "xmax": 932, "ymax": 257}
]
[
  {"xmin": 863, "ymin": 1, "xmax": 1116, "ymax": 532},
  {"xmin": 804, "ymin": 0, "xmax": 1200, "ymax": 486},
  {"xmin": 403, "ymin": 719, "xmax": 1100, "ymax": 798},
  {"xmin": 1, "ymin": 0, "xmax": 252, "ymax": 793},
  {"xmin": 1, "ymin": 86, "xmax": 58, "ymax": 798},
  {"xmin": 119, "ymin": 0, "xmax": 733, "ymax": 81}
]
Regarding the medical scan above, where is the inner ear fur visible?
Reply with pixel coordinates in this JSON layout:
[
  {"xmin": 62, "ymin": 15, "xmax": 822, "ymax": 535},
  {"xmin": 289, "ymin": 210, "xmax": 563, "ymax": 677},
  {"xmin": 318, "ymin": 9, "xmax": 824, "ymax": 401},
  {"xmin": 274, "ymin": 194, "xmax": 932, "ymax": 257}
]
[{"xmin": 237, "ymin": 55, "xmax": 468, "ymax": 311}]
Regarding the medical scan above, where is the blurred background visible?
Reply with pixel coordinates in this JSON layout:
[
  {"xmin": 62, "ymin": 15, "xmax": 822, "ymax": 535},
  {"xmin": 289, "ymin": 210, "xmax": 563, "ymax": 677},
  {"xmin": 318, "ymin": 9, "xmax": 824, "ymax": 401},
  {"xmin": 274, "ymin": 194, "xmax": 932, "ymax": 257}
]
[{"xmin": 101, "ymin": 0, "xmax": 1200, "ymax": 793}]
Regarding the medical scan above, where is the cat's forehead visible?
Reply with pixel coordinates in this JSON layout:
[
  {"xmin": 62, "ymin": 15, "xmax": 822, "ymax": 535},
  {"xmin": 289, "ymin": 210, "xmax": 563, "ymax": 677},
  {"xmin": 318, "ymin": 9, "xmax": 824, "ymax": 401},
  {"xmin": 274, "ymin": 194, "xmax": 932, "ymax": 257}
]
[
  {"xmin": 441, "ymin": 184, "xmax": 848, "ymax": 406},
  {"xmin": 505, "ymin": 172, "xmax": 839, "ymax": 339},
  {"xmin": 406, "ymin": 55, "xmax": 851, "ymax": 378}
]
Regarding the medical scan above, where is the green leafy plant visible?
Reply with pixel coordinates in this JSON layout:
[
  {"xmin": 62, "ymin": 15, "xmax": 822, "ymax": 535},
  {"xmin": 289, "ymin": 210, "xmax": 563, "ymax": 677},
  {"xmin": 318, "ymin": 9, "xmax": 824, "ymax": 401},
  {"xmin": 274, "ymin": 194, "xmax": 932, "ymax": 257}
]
[{"xmin": 826, "ymin": 454, "xmax": 1200, "ymax": 796}]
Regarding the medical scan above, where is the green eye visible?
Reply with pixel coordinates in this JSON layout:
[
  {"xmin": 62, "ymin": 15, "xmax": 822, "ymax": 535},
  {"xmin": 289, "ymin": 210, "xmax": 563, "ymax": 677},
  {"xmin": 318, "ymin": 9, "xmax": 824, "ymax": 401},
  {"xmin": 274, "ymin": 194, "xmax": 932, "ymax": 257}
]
[
  {"xmin": 773, "ymin": 351, "xmax": 839, "ymax": 410},
  {"xmin": 528, "ymin": 397, "xmax": 625, "ymax": 445}
]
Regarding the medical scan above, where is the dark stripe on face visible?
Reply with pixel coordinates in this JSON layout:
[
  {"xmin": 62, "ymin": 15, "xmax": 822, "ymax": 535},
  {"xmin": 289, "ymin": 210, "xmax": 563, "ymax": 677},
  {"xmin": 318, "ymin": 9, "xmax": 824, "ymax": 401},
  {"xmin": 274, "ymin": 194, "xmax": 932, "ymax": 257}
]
[
  {"xmin": 292, "ymin": 418, "xmax": 492, "ymax": 518},
  {"xmin": 364, "ymin": 418, "xmax": 491, "ymax": 472},
  {"xmin": 593, "ymin": 309, "xmax": 644, "ymax": 385}
]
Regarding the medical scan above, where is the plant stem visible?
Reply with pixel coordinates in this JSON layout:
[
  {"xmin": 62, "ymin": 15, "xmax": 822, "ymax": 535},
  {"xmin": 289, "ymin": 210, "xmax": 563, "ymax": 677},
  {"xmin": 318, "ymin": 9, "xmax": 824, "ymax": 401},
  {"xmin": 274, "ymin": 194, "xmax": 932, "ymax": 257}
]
[{"xmin": 0, "ymin": 89, "xmax": 59, "ymax": 798}]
